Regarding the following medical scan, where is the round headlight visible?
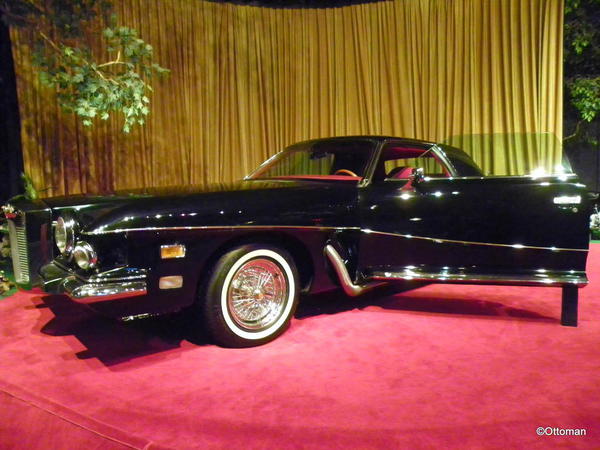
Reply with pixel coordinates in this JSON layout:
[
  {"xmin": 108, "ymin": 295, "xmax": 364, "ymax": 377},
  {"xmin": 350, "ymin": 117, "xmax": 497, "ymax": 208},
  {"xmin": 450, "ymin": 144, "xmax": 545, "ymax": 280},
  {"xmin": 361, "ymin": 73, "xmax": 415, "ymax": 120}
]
[
  {"xmin": 55, "ymin": 216, "xmax": 76, "ymax": 255},
  {"xmin": 72, "ymin": 242, "xmax": 97, "ymax": 269}
]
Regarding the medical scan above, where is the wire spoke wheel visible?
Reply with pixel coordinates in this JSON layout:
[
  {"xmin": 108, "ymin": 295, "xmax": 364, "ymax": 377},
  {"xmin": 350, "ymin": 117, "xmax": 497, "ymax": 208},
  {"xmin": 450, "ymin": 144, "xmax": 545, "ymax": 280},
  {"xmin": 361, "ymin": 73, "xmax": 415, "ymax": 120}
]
[
  {"xmin": 227, "ymin": 258, "xmax": 288, "ymax": 331},
  {"xmin": 201, "ymin": 245, "xmax": 299, "ymax": 347}
]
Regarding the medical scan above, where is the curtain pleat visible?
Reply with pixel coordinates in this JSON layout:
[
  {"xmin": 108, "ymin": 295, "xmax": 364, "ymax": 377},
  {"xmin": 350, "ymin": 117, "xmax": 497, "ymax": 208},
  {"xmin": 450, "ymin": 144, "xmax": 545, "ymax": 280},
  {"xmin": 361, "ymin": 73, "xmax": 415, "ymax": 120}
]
[{"xmin": 10, "ymin": 0, "xmax": 563, "ymax": 197}]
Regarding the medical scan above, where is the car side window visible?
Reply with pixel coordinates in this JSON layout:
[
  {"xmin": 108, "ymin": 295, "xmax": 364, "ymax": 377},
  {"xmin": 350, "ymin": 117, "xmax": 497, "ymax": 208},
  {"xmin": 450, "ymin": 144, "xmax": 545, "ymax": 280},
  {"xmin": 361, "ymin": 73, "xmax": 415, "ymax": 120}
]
[
  {"xmin": 374, "ymin": 144, "xmax": 451, "ymax": 182},
  {"xmin": 249, "ymin": 139, "xmax": 377, "ymax": 179},
  {"xmin": 384, "ymin": 157, "xmax": 447, "ymax": 179}
]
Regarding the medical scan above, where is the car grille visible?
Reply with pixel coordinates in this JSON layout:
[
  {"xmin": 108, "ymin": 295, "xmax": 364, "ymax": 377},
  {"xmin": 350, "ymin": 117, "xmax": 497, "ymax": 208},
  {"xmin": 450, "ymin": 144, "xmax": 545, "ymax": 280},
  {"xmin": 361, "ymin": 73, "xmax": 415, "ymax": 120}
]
[{"xmin": 7, "ymin": 216, "xmax": 30, "ymax": 284}]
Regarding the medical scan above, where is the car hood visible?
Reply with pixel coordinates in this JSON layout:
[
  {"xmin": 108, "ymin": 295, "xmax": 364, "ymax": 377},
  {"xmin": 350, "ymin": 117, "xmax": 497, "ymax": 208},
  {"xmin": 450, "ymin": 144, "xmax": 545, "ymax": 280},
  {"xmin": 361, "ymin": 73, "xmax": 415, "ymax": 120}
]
[
  {"xmin": 42, "ymin": 179, "xmax": 359, "ymax": 234},
  {"xmin": 43, "ymin": 180, "xmax": 280, "ymax": 208}
]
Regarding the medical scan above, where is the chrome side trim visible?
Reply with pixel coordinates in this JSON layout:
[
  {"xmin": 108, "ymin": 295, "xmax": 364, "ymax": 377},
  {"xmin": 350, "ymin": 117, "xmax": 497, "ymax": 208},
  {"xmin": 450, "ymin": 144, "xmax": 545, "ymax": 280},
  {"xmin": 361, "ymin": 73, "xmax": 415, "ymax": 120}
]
[
  {"xmin": 444, "ymin": 173, "xmax": 577, "ymax": 181},
  {"xmin": 88, "ymin": 273, "xmax": 148, "ymax": 282},
  {"xmin": 361, "ymin": 229, "xmax": 589, "ymax": 253},
  {"xmin": 84, "ymin": 223, "xmax": 586, "ymax": 254},
  {"xmin": 83, "ymin": 225, "xmax": 362, "ymax": 235},
  {"xmin": 88, "ymin": 267, "xmax": 148, "ymax": 283},
  {"xmin": 370, "ymin": 271, "xmax": 588, "ymax": 287},
  {"xmin": 120, "ymin": 313, "xmax": 157, "ymax": 322},
  {"xmin": 53, "ymin": 261, "xmax": 148, "ymax": 283},
  {"xmin": 324, "ymin": 245, "xmax": 384, "ymax": 296}
]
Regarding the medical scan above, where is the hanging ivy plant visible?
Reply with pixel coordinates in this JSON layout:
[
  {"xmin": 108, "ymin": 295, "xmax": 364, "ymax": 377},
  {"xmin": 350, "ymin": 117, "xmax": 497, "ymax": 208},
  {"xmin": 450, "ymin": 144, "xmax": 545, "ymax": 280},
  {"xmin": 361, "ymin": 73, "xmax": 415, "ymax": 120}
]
[{"xmin": 0, "ymin": 0, "xmax": 168, "ymax": 132}]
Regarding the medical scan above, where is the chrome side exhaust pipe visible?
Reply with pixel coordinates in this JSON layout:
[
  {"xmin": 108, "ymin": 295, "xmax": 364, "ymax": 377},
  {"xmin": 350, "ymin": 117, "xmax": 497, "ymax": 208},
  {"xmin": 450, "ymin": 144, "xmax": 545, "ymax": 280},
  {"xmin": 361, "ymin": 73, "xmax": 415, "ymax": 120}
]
[{"xmin": 324, "ymin": 244, "xmax": 384, "ymax": 297}]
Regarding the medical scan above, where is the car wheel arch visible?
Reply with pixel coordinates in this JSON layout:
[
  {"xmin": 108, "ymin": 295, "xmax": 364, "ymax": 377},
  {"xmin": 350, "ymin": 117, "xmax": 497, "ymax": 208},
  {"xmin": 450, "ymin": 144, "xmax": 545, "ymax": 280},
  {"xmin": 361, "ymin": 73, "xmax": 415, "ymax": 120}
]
[{"xmin": 196, "ymin": 231, "xmax": 315, "ymax": 296}]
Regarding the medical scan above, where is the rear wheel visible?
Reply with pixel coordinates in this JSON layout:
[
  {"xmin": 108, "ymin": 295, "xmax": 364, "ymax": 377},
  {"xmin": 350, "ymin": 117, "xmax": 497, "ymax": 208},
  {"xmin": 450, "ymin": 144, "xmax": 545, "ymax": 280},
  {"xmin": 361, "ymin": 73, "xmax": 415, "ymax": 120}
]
[{"xmin": 200, "ymin": 244, "xmax": 299, "ymax": 347}]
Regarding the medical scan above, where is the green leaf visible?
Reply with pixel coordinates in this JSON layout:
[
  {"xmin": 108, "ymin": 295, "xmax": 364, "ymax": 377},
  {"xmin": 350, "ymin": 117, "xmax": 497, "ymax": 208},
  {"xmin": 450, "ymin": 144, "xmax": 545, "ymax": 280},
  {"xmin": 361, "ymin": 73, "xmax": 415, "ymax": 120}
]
[
  {"xmin": 21, "ymin": 1, "xmax": 169, "ymax": 134},
  {"xmin": 569, "ymin": 77, "xmax": 600, "ymax": 123}
]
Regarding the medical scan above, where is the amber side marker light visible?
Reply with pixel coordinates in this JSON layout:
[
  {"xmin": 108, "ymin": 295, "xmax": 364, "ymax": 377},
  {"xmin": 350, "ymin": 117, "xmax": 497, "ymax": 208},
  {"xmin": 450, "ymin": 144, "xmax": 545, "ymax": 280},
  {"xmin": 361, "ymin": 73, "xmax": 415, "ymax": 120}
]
[{"xmin": 161, "ymin": 244, "xmax": 186, "ymax": 259}]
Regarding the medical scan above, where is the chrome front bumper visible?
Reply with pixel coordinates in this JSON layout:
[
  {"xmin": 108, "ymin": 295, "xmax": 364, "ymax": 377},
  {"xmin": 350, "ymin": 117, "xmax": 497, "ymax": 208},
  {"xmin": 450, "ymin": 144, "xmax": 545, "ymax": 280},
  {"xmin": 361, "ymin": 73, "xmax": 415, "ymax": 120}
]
[{"xmin": 40, "ymin": 262, "xmax": 147, "ymax": 304}]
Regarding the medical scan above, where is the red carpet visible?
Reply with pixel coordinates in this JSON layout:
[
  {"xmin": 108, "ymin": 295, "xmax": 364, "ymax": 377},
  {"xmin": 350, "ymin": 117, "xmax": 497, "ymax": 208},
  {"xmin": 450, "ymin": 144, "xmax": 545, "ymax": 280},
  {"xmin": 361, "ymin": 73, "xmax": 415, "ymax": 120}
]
[{"xmin": 1, "ymin": 246, "xmax": 600, "ymax": 449}]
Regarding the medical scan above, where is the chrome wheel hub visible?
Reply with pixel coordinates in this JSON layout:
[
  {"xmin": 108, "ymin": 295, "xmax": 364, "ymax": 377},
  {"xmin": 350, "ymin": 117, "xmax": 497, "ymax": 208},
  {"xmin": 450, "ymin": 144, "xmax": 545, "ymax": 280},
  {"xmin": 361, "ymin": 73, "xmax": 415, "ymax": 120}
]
[{"xmin": 227, "ymin": 258, "xmax": 288, "ymax": 331}]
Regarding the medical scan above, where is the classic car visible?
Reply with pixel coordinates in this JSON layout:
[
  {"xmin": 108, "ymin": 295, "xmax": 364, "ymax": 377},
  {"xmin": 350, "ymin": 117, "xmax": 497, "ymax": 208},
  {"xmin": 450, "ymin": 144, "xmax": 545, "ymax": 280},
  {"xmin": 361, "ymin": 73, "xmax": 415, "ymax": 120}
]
[{"xmin": 3, "ymin": 136, "xmax": 590, "ymax": 347}]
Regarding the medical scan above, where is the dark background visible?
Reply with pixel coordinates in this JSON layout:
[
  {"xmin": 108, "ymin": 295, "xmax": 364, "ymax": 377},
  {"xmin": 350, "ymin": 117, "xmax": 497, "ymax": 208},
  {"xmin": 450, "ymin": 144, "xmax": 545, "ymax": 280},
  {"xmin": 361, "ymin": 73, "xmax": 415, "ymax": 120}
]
[{"xmin": 0, "ymin": 19, "xmax": 24, "ymax": 204}]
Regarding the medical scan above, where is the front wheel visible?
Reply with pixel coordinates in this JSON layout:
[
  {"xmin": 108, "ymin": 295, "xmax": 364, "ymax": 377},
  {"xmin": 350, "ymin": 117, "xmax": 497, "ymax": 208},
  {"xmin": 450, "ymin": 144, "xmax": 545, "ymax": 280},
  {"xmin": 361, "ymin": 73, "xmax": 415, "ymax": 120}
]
[{"xmin": 200, "ymin": 244, "xmax": 299, "ymax": 347}]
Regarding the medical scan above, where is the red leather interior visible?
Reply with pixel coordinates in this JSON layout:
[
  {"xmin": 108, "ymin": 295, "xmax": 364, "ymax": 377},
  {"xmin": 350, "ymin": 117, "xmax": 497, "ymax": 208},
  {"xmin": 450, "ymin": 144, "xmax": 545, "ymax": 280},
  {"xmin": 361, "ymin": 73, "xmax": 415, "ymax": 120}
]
[{"xmin": 387, "ymin": 166, "xmax": 413, "ymax": 179}]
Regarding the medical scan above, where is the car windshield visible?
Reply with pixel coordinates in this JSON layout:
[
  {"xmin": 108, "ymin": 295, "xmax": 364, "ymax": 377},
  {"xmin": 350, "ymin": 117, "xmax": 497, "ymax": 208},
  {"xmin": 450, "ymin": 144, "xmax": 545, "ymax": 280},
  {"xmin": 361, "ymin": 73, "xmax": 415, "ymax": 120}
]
[{"xmin": 248, "ymin": 139, "xmax": 376, "ymax": 180}]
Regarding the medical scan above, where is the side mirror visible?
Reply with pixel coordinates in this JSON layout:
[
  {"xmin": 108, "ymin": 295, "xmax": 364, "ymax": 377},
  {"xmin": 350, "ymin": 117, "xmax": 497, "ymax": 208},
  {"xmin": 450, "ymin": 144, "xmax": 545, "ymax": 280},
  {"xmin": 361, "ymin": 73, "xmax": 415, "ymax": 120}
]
[{"xmin": 410, "ymin": 168, "xmax": 425, "ymax": 185}]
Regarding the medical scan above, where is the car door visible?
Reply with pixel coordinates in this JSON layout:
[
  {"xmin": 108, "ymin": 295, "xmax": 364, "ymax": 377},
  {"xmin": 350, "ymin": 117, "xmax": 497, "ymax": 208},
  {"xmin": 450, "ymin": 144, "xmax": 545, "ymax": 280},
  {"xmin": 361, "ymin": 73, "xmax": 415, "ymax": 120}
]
[{"xmin": 356, "ymin": 141, "xmax": 589, "ymax": 282}]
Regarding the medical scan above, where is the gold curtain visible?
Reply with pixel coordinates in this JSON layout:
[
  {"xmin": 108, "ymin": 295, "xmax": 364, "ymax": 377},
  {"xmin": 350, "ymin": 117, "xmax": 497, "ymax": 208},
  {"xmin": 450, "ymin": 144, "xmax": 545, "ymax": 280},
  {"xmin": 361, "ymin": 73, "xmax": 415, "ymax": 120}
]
[{"xmin": 10, "ymin": 0, "xmax": 564, "ymax": 197}]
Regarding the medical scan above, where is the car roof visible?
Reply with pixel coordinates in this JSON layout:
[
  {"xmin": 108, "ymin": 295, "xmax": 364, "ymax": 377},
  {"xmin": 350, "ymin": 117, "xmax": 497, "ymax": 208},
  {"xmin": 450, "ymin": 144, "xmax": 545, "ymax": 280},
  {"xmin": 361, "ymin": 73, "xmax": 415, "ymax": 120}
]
[
  {"xmin": 285, "ymin": 136, "xmax": 483, "ymax": 176},
  {"xmin": 288, "ymin": 136, "xmax": 437, "ymax": 148}
]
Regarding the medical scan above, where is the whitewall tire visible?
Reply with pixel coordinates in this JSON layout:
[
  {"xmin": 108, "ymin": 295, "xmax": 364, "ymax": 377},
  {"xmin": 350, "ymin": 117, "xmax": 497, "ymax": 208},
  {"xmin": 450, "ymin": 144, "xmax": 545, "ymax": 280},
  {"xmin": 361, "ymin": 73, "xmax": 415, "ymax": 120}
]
[{"xmin": 201, "ymin": 244, "xmax": 299, "ymax": 347}]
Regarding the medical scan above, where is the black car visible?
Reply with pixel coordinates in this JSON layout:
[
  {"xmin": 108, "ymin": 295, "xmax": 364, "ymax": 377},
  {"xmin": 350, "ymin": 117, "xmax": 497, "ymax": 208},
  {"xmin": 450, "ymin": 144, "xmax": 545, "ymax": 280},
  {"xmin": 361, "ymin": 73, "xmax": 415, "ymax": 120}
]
[{"xmin": 3, "ymin": 137, "xmax": 590, "ymax": 346}]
